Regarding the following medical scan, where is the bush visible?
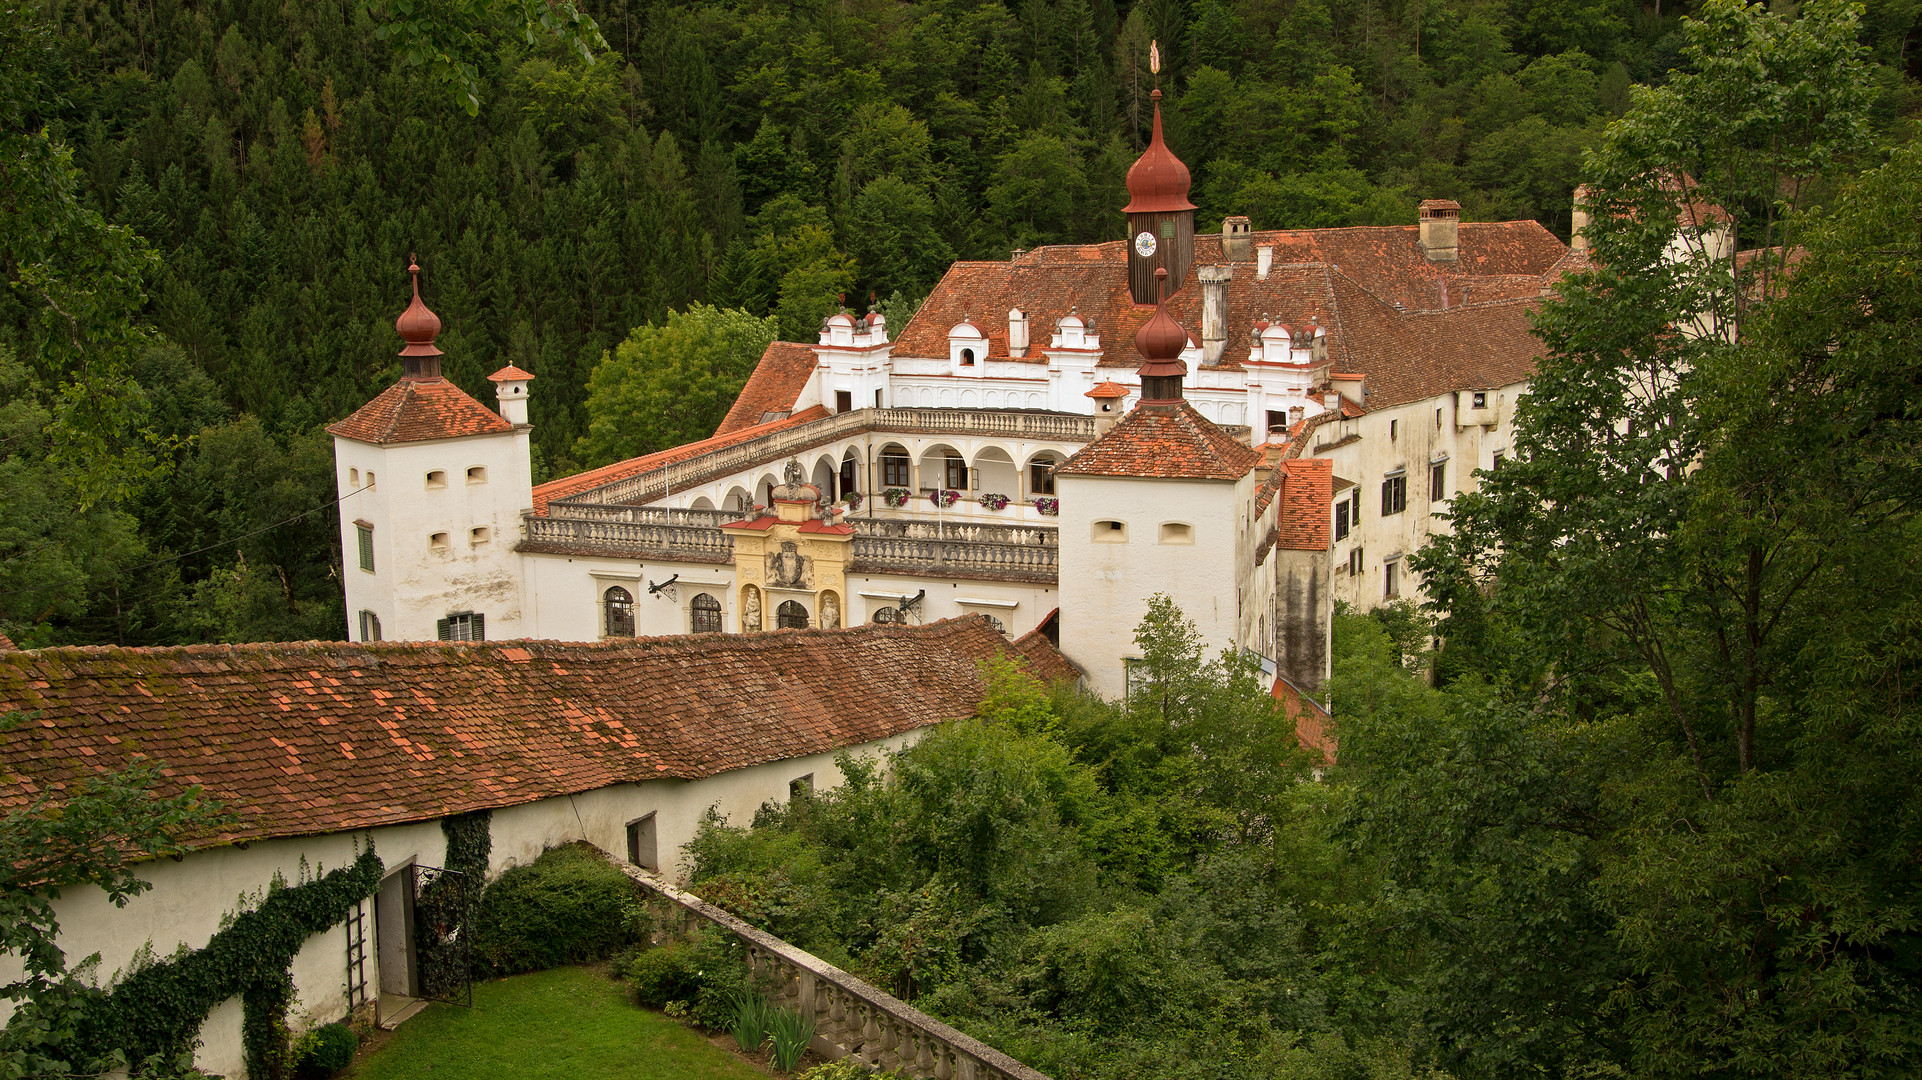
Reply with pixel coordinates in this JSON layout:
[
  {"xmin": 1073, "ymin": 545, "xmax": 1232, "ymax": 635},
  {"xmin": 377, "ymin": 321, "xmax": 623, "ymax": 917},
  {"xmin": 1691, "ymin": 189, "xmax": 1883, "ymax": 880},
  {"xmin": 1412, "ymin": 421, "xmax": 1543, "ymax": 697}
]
[
  {"xmin": 626, "ymin": 942, "xmax": 703, "ymax": 1009},
  {"xmin": 291, "ymin": 1022, "xmax": 356, "ymax": 1079},
  {"xmin": 470, "ymin": 844, "xmax": 648, "ymax": 976}
]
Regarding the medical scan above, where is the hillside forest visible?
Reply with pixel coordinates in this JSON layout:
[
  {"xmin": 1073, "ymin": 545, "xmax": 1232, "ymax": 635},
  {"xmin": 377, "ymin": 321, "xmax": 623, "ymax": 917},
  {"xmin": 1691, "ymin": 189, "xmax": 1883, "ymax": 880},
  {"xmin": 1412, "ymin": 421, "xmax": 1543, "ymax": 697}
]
[{"xmin": 3, "ymin": 0, "xmax": 1917, "ymax": 646}]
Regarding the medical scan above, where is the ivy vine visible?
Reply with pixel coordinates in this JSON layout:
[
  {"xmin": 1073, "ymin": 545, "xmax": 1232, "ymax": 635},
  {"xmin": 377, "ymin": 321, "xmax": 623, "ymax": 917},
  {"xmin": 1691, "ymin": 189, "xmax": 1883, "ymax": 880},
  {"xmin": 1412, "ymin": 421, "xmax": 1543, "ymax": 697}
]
[
  {"xmin": 415, "ymin": 811, "xmax": 492, "ymax": 996},
  {"xmin": 79, "ymin": 845, "xmax": 383, "ymax": 1080}
]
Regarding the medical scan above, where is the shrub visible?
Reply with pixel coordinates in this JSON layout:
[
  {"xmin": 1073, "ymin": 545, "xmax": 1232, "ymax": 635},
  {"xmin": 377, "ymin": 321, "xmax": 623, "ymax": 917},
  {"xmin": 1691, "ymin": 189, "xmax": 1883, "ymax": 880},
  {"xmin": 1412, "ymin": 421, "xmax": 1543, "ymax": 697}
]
[
  {"xmin": 291, "ymin": 1022, "xmax": 356, "ymax": 1079},
  {"xmin": 730, "ymin": 990, "xmax": 773, "ymax": 1054},
  {"xmin": 470, "ymin": 844, "xmax": 647, "ymax": 975},
  {"xmin": 626, "ymin": 942, "xmax": 703, "ymax": 1009}
]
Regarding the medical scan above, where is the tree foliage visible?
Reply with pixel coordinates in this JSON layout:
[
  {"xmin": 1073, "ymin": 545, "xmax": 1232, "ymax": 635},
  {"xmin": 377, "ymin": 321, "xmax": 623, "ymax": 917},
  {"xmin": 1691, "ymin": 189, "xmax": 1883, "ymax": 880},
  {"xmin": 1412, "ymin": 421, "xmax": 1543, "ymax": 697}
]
[{"xmin": 574, "ymin": 303, "xmax": 776, "ymax": 468}]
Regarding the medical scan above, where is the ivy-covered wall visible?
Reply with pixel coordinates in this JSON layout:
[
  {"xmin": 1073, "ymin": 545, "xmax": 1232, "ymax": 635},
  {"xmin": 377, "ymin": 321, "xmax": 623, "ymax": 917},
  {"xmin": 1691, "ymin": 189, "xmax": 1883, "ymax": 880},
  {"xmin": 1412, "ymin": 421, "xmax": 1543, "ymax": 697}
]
[{"xmin": 78, "ymin": 846, "xmax": 383, "ymax": 1080}]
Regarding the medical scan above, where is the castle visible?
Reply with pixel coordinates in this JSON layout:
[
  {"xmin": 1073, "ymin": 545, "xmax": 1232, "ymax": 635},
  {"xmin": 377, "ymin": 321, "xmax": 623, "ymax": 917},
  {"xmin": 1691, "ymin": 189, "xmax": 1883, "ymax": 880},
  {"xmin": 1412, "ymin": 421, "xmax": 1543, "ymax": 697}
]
[{"xmin": 329, "ymin": 88, "xmax": 1574, "ymax": 700}]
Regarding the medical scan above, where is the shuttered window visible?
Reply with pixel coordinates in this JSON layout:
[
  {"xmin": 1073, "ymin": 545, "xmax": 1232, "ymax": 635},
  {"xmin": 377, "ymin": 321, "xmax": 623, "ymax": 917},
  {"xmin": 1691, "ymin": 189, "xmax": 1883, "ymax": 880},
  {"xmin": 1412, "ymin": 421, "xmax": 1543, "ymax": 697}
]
[
  {"xmin": 436, "ymin": 613, "xmax": 484, "ymax": 642},
  {"xmin": 356, "ymin": 524, "xmax": 374, "ymax": 572}
]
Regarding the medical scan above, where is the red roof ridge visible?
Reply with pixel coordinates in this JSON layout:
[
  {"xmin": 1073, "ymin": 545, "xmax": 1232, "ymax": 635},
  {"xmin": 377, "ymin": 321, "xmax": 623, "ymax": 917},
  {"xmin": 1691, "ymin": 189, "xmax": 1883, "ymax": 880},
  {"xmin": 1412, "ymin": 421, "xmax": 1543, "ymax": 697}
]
[
  {"xmin": 326, "ymin": 378, "xmax": 514, "ymax": 445},
  {"xmin": 534, "ymin": 405, "xmax": 831, "ymax": 513},
  {"xmin": 1057, "ymin": 400, "xmax": 1260, "ymax": 481}
]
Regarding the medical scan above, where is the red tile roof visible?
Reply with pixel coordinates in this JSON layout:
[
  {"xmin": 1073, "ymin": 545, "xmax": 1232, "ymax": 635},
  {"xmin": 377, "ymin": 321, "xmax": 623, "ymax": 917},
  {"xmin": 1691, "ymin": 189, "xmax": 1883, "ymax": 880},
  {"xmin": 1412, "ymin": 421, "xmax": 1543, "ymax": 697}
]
[
  {"xmin": 0, "ymin": 632, "xmax": 14, "ymax": 652},
  {"xmin": 715, "ymin": 342, "xmax": 820, "ymax": 436},
  {"xmin": 326, "ymin": 377, "xmax": 514, "ymax": 445},
  {"xmin": 1274, "ymin": 459, "xmax": 1333, "ymax": 551},
  {"xmin": 0, "ymin": 618, "xmax": 1038, "ymax": 847},
  {"xmin": 1056, "ymin": 400, "xmax": 1262, "ymax": 481},
  {"xmin": 488, "ymin": 364, "xmax": 536, "ymax": 382},
  {"xmin": 1086, "ymin": 380, "xmax": 1130, "ymax": 399},
  {"xmin": 1272, "ymin": 674, "xmax": 1335, "ymax": 765},
  {"xmin": 1012, "ymin": 611, "xmax": 1079, "ymax": 684},
  {"xmin": 532, "ymin": 406, "xmax": 831, "ymax": 514},
  {"xmin": 894, "ymin": 223, "xmax": 1565, "ymax": 408}
]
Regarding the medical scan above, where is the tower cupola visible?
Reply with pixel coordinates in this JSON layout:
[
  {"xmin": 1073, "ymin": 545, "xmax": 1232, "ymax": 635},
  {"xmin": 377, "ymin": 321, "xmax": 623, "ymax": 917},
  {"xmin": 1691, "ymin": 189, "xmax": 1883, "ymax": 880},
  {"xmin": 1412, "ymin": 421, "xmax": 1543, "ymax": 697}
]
[
  {"xmin": 396, "ymin": 259, "xmax": 444, "ymax": 380},
  {"xmin": 1124, "ymin": 45, "xmax": 1196, "ymax": 306},
  {"xmin": 1135, "ymin": 268, "xmax": 1189, "ymax": 404}
]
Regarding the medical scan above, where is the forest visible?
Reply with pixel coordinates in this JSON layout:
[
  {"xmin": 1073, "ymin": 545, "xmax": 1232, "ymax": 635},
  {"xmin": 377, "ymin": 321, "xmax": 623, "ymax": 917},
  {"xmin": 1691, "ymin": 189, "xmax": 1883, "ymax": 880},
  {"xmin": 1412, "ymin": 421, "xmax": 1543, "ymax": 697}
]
[{"xmin": 3, "ymin": 0, "xmax": 1917, "ymax": 646}]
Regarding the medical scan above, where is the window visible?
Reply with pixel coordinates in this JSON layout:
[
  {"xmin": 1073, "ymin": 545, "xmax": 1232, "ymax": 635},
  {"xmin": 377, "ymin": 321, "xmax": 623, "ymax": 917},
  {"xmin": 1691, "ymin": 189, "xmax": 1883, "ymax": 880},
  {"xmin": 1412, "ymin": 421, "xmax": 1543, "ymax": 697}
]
[
  {"xmin": 1473, "ymin": 391, "xmax": 1488, "ymax": 409},
  {"xmin": 466, "ymin": 466, "xmax": 487, "ymax": 484},
  {"xmin": 358, "ymin": 610, "xmax": 382, "ymax": 642},
  {"xmin": 1430, "ymin": 461, "xmax": 1446, "ymax": 502},
  {"xmin": 944, "ymin": 453, "xmax": 967, "ymax": 490},
  {"xmin": 604, "ymin": 587, "xmax": 635, "ymax": 637},
  {"xmin": 881, "ymin": 447, "xmax": 911, "ymax": 487},
  {"xmin": 426, "ymin": 470, "xmax": 447, "ymax": 489},
  {"xmin": 366, "ymin": 471, "xmax": 376, "ymax": 489},
  {"xmin": 1124, "ymin": 658, "xmax": 1151, "ymax": 700},
  {"xmin": 776, "ymin": 600, "xmax": 809, "ymax": 629},
  {"xmin": 470, "ymin": 526, "xmax": 491, "ymax": 545},
  {"xmin": 1159, "ymin": 522, "xmax": 1194, "ymax": 544},
  {"xmin": 356, "ymin": 523, "xmax": 374, "ymax": 572},
  {"xmin": 349, "ymin": 467, "xmax": 360, "ymax": 486},
  {"xmin": 1335, "ymin": 499, "xmax": 1351, "ymax": 541},
  {"xmin": 960, "ymin": 348, "xmax": 975, "ymax": 366},
  {"xmin": 1436, "ymin": 408, "xmax": 1443, "ymax": 429},
  {"xmin": 875, "ymin": 389, "xmax": 883, "ymax": 408},
  {"xmin": 835, "ymin": 390, "xmax": 852, "ymax": 413},
  {"xmin": 789, "ymin": 774, "xmax": 814, "ymax": 802},
  {"xmin": 1029, "ymin": 459, "xmax": 1056, "ymax": 496},
  {"xmin": 1390, "ymin": 419, "xmax": 1399, "ymax": 440},
  {"xmin": 437, "ymin": 612, "xmax": 484, "ymax": 641},
  {"xmin": 1385, "ymin": 558, "xmax": 1401, "ymax": 599},
  {"xmin": 690, "ymin": 592, "xmax": 722, "ymax": 633},
  {"xmin": 1348, "ymin": 547, "xmax": 1365, "ymax": 576},
  {"xmin": 430, "ymin": 532, "xmax": 451, "ymax": 549},
  {"xmin": 1492, "ymin": 450, "xmax": 1506, "ymax": 469},
  {"xmin": 1381, "ymin": 473, "xmax": 1407, "ymax": 516},
  {"xmin": 1093, "ymin": 520, "xmax": 1128, "ymax": 543},
  {"xmin": 626, "ymin": 814, "xmax": 658, "ymax": 870}
]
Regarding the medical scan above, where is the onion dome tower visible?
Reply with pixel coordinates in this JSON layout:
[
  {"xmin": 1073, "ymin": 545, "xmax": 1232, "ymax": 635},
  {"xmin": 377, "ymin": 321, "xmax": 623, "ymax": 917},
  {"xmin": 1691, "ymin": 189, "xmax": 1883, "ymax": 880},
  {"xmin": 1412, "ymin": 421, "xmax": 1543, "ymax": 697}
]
[
  {"xmin": 395, "ymin": 259, "xmax": 444, "ymax": 380},
  {"xmin": 1124, "ymin": 41, "xmax": 1197, "ymax": 306},
  {"xmin": 1136, "ymin": 268, "xmax": 1189, "ymax": 403}
]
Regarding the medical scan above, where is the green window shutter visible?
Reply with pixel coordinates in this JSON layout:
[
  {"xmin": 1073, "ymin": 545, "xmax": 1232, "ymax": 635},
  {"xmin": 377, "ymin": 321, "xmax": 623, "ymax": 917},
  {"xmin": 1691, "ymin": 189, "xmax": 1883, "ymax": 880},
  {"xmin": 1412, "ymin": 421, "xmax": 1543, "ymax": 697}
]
[
  {"xmin": 471, "ymin": 614, "xmax": 485, "ymax": 641},
  {"xmin": 437, "ymin": 617, "xmax": 451, "ymax": 641},
  {"xmin": 357, "ymin": 525, "xmax": 374, "ymax": 572}
]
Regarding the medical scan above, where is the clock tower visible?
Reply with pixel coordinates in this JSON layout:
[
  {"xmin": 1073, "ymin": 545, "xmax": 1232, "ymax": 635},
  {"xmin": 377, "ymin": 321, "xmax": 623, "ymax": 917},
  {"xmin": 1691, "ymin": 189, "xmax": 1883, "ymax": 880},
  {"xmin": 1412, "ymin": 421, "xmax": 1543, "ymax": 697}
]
[{"xmin": 1124, "ymin": 55, "xmax": 1196, "ymax": 306}]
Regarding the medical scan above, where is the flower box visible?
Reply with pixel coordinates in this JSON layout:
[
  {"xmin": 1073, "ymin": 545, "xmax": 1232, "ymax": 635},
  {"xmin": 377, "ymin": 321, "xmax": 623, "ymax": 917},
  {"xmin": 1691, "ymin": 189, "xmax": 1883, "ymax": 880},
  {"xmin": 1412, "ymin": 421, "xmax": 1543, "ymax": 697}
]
[
  {"xmin": 929, "ymin": 489, "xmax": 960, "ymax": 509},
  {"xmin": 979, "ymin": 492, "xmax": 1010, "ymax": 511},
  {"xmin": 1034, "ymin": 496, "xmax": 1059, "ymax": 516}
]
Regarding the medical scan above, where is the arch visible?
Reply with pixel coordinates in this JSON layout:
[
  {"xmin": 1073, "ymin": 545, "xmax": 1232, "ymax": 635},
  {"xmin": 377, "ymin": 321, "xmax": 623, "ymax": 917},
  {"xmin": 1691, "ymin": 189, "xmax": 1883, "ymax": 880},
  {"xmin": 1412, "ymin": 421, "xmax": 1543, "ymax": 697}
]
[
  {"xmin": 971, "ymin": 445, "xmax": 1018, "ymax": 498},
  {"xmin": 839, "ymin": 448, "xmax": 859, "ymax": 499},
  {"xmin": 723, "ymin": 486, "xmax": 750, "ymax": 514},
  {"xmin": 756, "ymin": 472, "xmax": 780, "ymax": 507},
  {"xmin": 776, "ymin": 600, "xmax": 809, "ymax": 630},
  {"xmin": 918, "ymin": 443, "xmax": 968, "ymax": 491},
  {"xmin": 811, "ymin": 454, "xmax": 837, "ymax": 499},
  {"xmin": 960, "ymin": 389, "xmax": 979, "ymax": 407},
  {"xmin": 817, "ymin": 590, "xmax": 842, "ymax": 629},
  {"xmin": 878, "ymin": 442, "xmax": 912, "ymax": 489},
  {"xmin": 938, "ymin": 388, "xmax": 955, "ymax": 407},
  {"xmin": 689, "ymin": 592, "xmax": 722, "ymax": 634},
  {"xmin": 689, "ymin": 495, "xmax": 716, "ymax": 511},
  {"xmin": 1024, "ymin": 450, "xmax": 1066, "ymax": 497},
  {"xmin": 959, "ymin": 347, "xmax": 976, "ymax": 366},
  {"xmin": 603, "ymin": 586, "xmax": 635, "ymax": 637}
]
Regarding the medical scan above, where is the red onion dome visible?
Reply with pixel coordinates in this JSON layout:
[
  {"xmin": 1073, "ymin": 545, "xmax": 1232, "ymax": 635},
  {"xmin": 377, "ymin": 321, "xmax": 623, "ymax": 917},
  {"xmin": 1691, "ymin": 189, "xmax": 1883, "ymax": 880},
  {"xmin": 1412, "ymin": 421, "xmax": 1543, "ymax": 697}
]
[
  {"xmin": 1123, "ymin": 90, "xmax": 1197, "ymax": 214},
  {"xmin": 396, "ymin": 261, "xmax": 443, "ymax": 358},
  {"xmin": 1135, "ymin": 268, "xmax": 1188, "ymax": 376}
]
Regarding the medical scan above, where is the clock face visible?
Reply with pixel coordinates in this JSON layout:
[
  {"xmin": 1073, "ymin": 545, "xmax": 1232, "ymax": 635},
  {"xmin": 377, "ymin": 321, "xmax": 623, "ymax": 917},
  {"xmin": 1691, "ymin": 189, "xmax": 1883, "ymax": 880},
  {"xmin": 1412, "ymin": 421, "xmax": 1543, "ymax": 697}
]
[{"xmin": 1133, "ymin": 230, "xmax": 1158, "ymax": 258}]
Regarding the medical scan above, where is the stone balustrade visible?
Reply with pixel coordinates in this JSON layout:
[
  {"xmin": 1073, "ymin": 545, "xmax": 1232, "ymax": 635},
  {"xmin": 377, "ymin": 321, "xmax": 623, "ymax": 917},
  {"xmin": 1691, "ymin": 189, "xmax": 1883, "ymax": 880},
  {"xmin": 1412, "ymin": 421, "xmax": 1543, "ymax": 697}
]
[
  {"xmin": 561, "ymin": 408, "xmax": 1097, "ymax": 508},
  {"xmin": 519, "ymin": 515, "xmax": 735, "ymax": 562},
  {"xmin": 610, "ymin": 857, "xmax": 1051, "ymax": 1080},
  {"xmin": 851, "ymin": 536, "xmax": 1057, "ymax": 581}
]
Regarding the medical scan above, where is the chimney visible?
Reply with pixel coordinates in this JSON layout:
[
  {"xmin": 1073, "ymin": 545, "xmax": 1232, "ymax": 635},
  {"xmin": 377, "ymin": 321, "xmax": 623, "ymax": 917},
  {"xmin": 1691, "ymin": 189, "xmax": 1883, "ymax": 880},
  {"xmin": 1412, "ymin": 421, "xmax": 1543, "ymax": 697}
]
[
  {"xmin": 1256, "ymin": 245, "xmax": 1273, "ymax": 280},
  {"xmin": 1198, "ymin": 266, "xmax": 1232, "ymax": 365},
  {"xmin": 1222, "ymin": 215, "xmax": 1252, "ymax": 261},
  {"xmin": 1008, "ymin": 308, "xmax": 1030, "ymax": 358},
  {"xmin": 489, "ymin": 364, "xmax": 534, "ymax": 424},
  {"xmin": 1569, "ymin": 185, "xmax": 1591, "ymax": 253},
  {"xmin": 1418, "ymin": 199, "xmax": 1460, "ymax": 263}
]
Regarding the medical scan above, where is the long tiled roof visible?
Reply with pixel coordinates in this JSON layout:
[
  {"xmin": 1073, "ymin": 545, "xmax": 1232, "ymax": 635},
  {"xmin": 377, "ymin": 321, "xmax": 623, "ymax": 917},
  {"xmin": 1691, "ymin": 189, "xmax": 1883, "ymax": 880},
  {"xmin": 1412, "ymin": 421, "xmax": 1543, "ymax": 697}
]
[
  {"xmin": 1273, "ymin": 460, "xmax": 1333, "ymax": 551},
  {"xmin": 326, "ymin": 377, "xmax": 514, "ymax": 445},
  {"xmin": 1056, "ymin": 400, "xmax": 1262, "ymax": 481},
  {"xmin": 0, "ymin": 618, "xmax": 1050, "ymax": 847},
  {"xmin": 531, "ymin": 405, "xmax": 831, "ymax": 513},
  {"xmin": 716, "ymin": 342, "xmax": 820, "ymax": 436},
  {"xmin": 891, "ymin": 223, "xmax": 1565, "ymax": 410}
]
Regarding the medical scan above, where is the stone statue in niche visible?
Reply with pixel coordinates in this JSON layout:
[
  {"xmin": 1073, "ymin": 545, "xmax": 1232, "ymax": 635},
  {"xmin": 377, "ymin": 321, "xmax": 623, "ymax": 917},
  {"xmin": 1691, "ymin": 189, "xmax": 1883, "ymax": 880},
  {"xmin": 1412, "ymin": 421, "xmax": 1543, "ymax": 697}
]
[
  {"xmin": 742, "ymin": 585, "xmax": 762, "ymax": 631},
  {"xmin": 767, "ymin": 541, "xmax": 810, "ymax": 589},
  {"xmin": 819, "ymin": 591, "xmax": 841, "ymax": 629}
]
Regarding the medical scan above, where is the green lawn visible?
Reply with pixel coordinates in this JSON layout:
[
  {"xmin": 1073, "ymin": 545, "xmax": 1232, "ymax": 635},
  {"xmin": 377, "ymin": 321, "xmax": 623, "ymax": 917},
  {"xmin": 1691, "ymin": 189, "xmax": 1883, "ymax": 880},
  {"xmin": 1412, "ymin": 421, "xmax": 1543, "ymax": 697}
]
[{"xmin": 347, "ymin": 966, "xmax": 768, "ymax": 1080}]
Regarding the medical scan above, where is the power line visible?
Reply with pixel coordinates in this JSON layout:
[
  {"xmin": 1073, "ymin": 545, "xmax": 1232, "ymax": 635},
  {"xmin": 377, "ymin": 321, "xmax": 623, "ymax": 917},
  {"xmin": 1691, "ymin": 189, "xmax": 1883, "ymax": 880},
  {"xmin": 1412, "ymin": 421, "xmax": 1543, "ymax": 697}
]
[{"xmin": 119, "ymin": 484, "xmax": 369, "ymax": 574}]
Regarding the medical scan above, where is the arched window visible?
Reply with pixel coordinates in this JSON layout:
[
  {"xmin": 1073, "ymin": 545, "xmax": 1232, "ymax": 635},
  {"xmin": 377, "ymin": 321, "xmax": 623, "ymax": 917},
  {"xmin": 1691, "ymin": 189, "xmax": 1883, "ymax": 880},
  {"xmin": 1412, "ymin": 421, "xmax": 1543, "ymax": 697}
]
[
  {"xmin": 604, "ymin": 586, "xmax": 635, "ymax": 637},
  {"xmin": 776, "ymin": 600, "xmax": 809, "ymax": 629},
  {"xmin": 960, "ymin": 348, "xmax": 975, "ymax": 366},
  {"xmin": 880, "ymin": 446, "xmax": 911, "ymax": 488},
  {"xmin": 1028, "ymin": 455, "xmax": 1058, "ymax": 496},
  {"xmin": 690, "ymin": 592, "xmax": 722, "ymax": 633}
]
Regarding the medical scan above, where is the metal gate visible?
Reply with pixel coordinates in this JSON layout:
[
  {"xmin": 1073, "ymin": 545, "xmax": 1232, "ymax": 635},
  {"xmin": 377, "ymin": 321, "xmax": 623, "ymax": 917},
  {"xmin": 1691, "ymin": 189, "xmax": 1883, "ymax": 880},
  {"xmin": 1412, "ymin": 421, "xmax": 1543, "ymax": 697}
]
[{"xmin": 410, "ymin": 865, "xmax": 473, "ymax": 1007}]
